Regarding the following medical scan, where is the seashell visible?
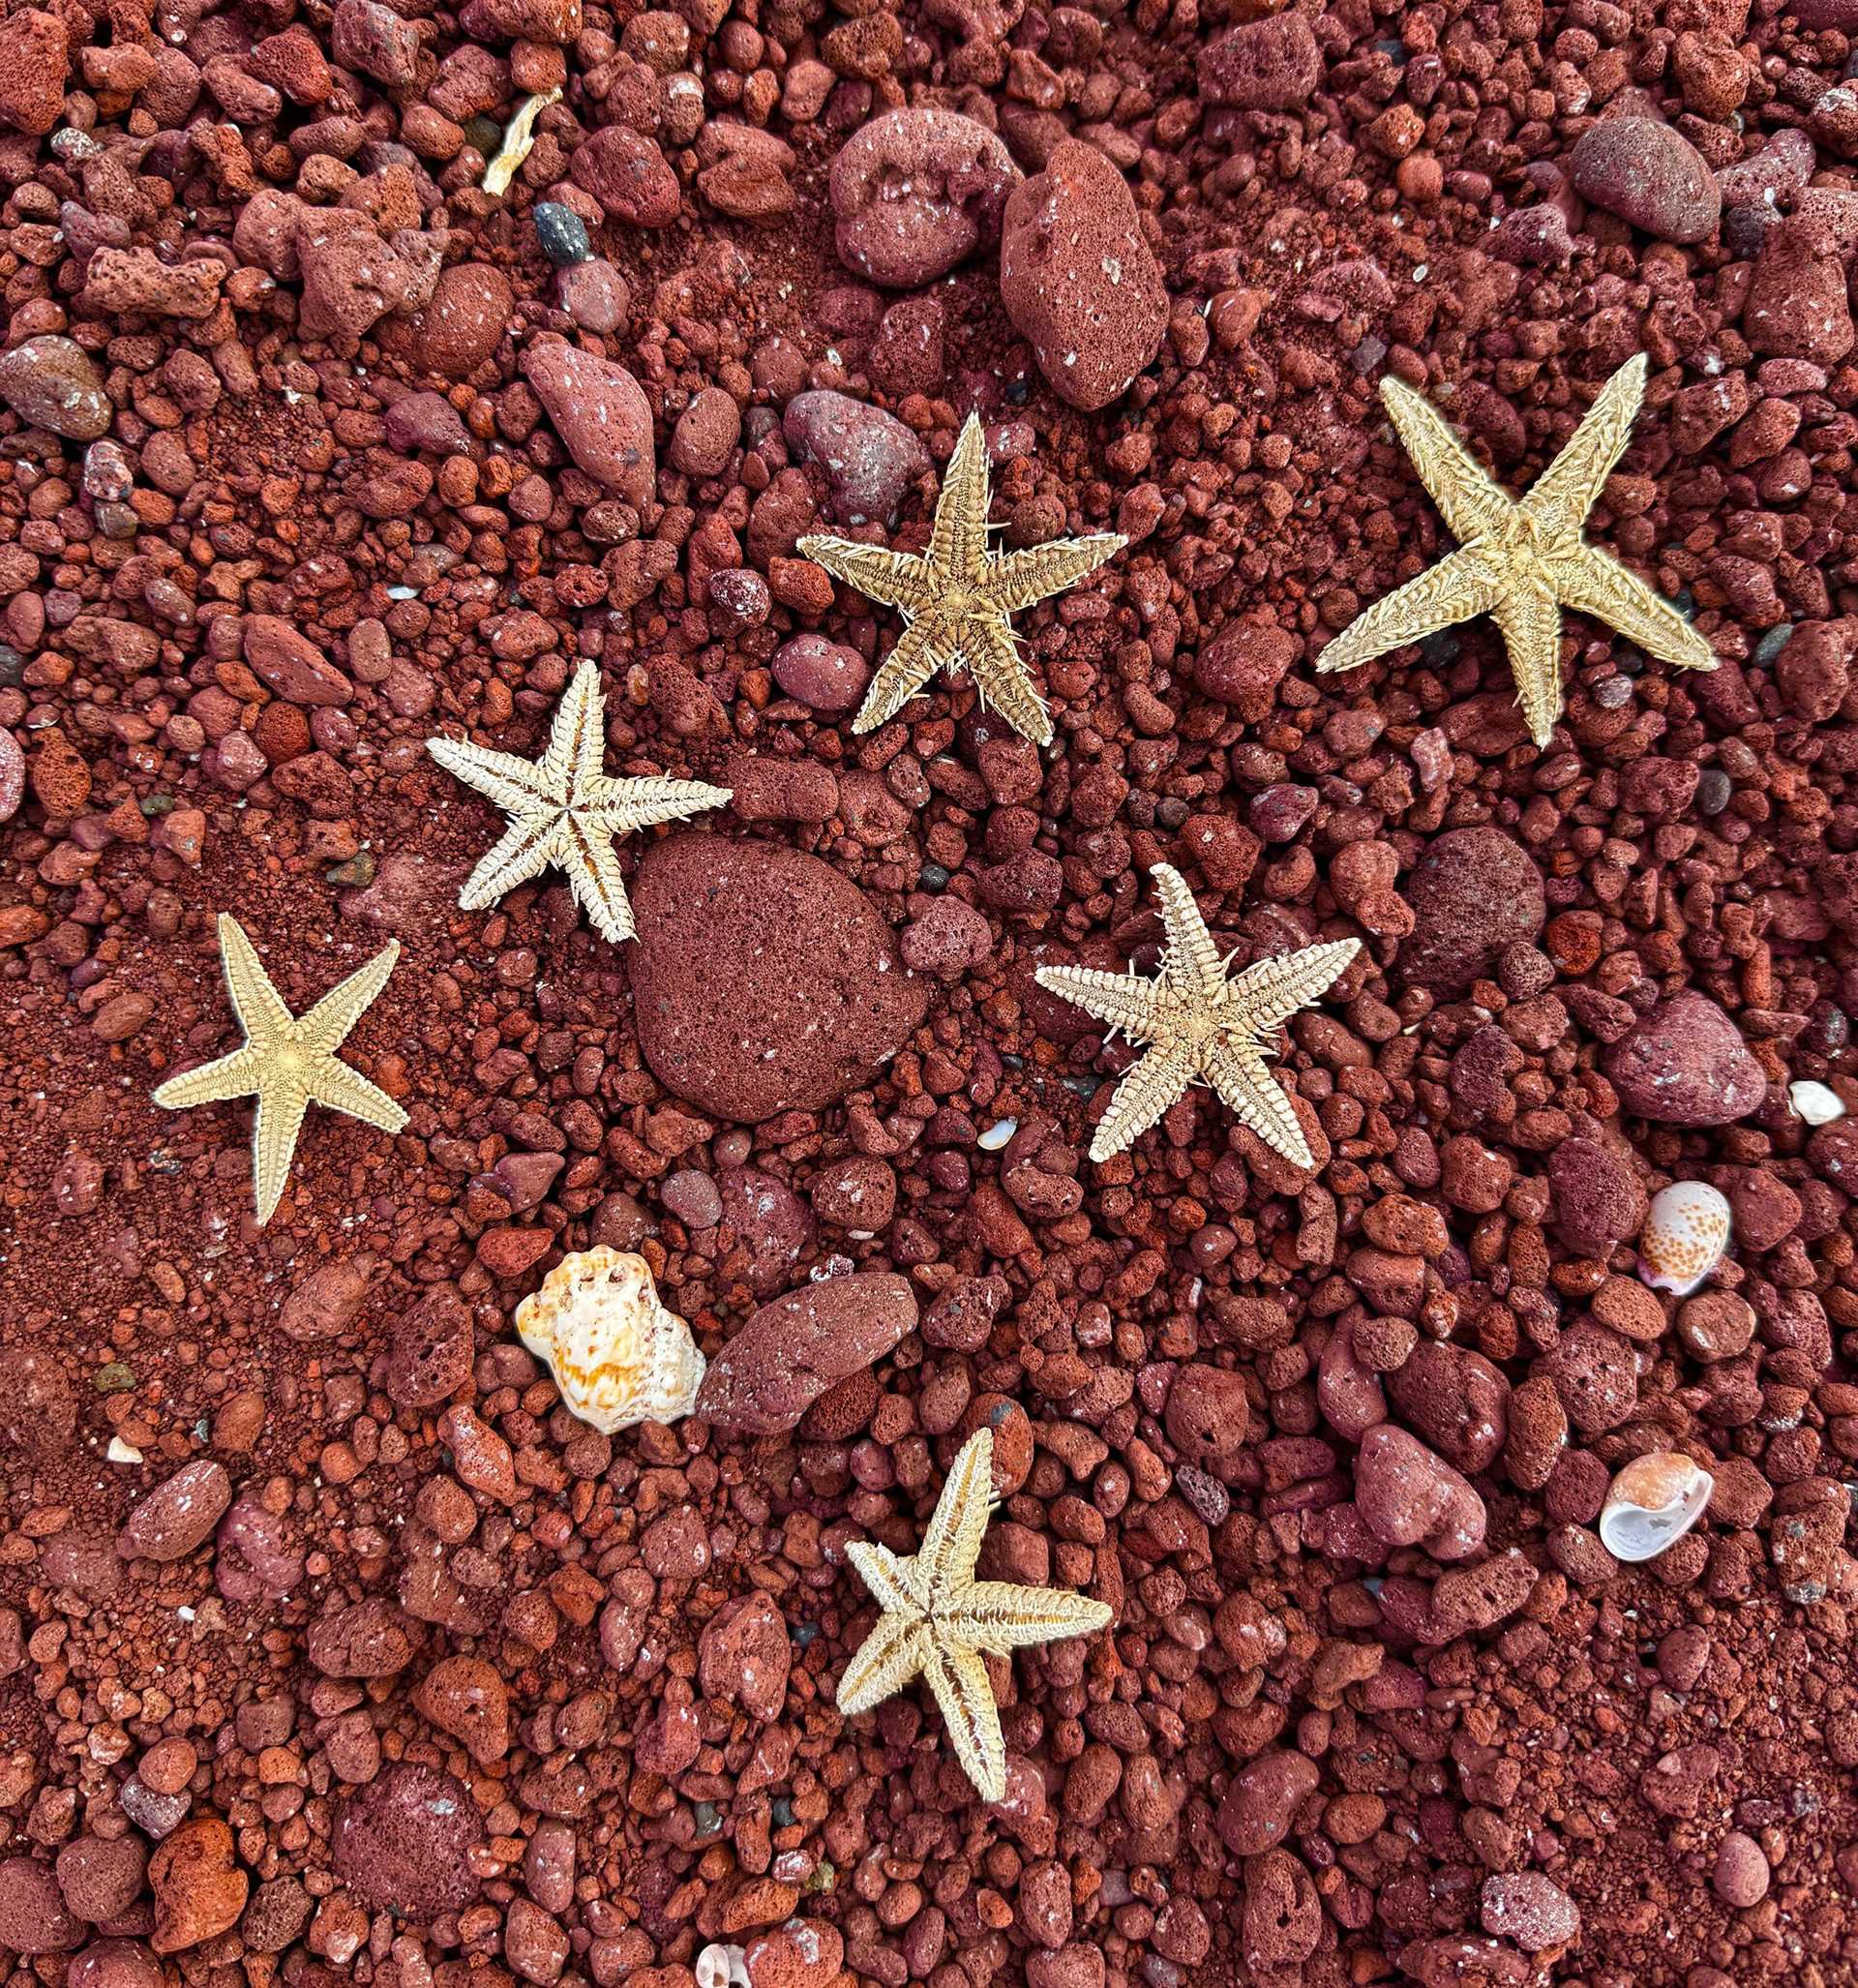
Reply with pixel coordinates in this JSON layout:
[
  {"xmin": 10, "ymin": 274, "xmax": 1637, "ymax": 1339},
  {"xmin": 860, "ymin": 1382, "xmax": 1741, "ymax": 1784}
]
[
  {"xmin": 694, "ymin": 1946, "xmax": 748, "ymax": 1988},
  {"xmin": 1637, "ymin": 1180, "xmax": 1731, "ymax": 1297},
  {"xmin": 1790, "ymin": 1079, "xmax": 1846, "ymax": 1128},
  {"xmin": 1598, "ymin": 1452, "xmax": 1714, "ymax": 1563},
  {"xmin": 514, "ymin": 1248, "xmax": 705, "ymax": 1433}
]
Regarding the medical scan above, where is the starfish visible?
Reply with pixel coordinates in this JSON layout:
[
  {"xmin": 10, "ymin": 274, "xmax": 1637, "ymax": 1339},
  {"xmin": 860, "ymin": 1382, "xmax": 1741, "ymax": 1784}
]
[
  {"xmin": 1035, "ymin": 864, "xmax": 1360, "ymax": 1167},
  {"xmin": 1315, "ymin": 354, "xmax": 1717, "ymax": 747},
  {"xmin": 151, "ymin": 915, "xmax": 407, "ymax": 1226},
  {"xmin": 428, "ymin": 660, "xmax": 730, "ymax": 944},
  {"xmin": 837, "ymin": 1426, "xmax": 1113, "ymax": 1803},
  {"xmin": 796, "ymin": 411, "xmax": 1125, "ymax": 747}
]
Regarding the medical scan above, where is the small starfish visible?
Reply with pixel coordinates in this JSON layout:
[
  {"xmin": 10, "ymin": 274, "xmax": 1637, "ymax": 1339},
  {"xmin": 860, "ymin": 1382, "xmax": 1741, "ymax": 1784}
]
[
  {"xmin": 837, "ymin": 1426, "xmax": 1113, "ymax": 1803},
  {"xmin": 1316, "ymin": 354, "xmax": 1717, "ymax": 747},
  {"xmin": 797, "ymin": 412, "xmax": 1125, "ymax": 747},
  {"xmin": 428, "ymin": 661, "xmax": 730, "ymax": 944},
  {"xmin": 1035, "ymin": 864, "xmax": 1360, "ymax": 1167},
  {"xmin": 152, "ymin": 915, "xmax": 406, "ymax": 1226}
]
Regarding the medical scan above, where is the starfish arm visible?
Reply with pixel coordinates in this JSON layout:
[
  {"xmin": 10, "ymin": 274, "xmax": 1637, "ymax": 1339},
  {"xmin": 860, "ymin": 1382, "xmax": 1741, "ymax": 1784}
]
[
  {"xmin": 249, "ymin": 1081, "xmax": 310, "ymax": 1225},
  {"xmin": 947, "ymin": 1583, "xmax": 1114, "ymax": 1655},
  {"xmin": 594, "ymin": 774, "xmax": 734, "ymax": 833},
  {"xmin": 836, "ymin": 1612, "xmax": 927, "ymax": 1718},
  {"xmin": 1554, "ymin": 542, "xmax": 1719, "ymax": 675},
  {"xmin": 215, "ymin": 916, "xmax": 293, "ymax": 1040},
  {"xmin": 918, "ymin": 1429, "xmax": 995, "ymax": 1598},
  {"xmin": 1379, "ymin": 376, "xmax": 1517, "ymax": 545},
  {"xmin": 303, "ymin": 1056, "xmax": 409, "ymax": 1136},
  {"xmin": 457, "ymin": 809, "xmax": 563, "ymax": 913},
  {"xmin": 983, "ymin": 534, "xmax": 1127, "ymax": 615},
  {"xmin": 1152, "ymin": 863, "xmax": 1227, "ymax": 996},
  {"xmin": 1520, "ymin": 354, "xmax": 1647, "ymax": 546},
  {"xmin": 1489, "ymin": 584, "xmax": 1568, "ymax": 749},
  {"xmin": 851, "ymin": 620, "xmax": 942, "ymax": 735},
  {"xmin": 1206, "ymin": 1039, "xmax": 1313, "ymax": 1169},
  {"xmin": 427, "ymin": 735, "xmax": 559, "ymax": 814},
  {"xmin": 298, "ymin": 941, "xmax": 401, "ymax": 1051},
  {"xmin": 961, "ymin": 617, "xmax": 1052, "ymax": 746},
  {"xmin": 1032, "ymin": 964, "xmax": 1164, "ymax": 1043},
  {"xmin": 846, "ymin": 1540, "xmax": 928, "ymax": 1617},
  {"xmin": 152, "ymin": 1043, "xmax": 267, "ymax": 1111},
  {"xmin": 1315, "ymin": 547, "xmax": 1504, "ymax": 677},
  {"xmin": 928, "ymin": 412, "xmax": 992, "ymax": 574},
  {"xmin": 922, "ymin": 1640, "xmax": 1007, "ymax": 1804},
  {"xmin": 796, "ymin": 534, "xmax": 931, "ymax": 613},
  {"xmin": 1225, "ymin": 938, "xmax": 1363, "ymax": 1036},
  {"xmin": 557, "ymin": 820, "xmax": 636, "ymax": 945},
  {"xmin": 1089, "ymin": 1039, "xmax": 1197, "ymax": 1163},
  {"xmin": 544, "ymin": 661, "xmax": 609, "ymax": 798}
]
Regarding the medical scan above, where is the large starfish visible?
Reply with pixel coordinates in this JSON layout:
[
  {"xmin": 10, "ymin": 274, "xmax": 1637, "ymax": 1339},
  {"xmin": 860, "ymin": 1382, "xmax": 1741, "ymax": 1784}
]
[
  {"xmin": 797, "ymin": 412, "xmax": 1125, "ymax": 747},
  {"xmin": 152, "ymin": 915, "xmax": 406, "ymax": 1226},
  {"xmin": 837, "ymin": 1426, "xmax": 1113, "ymax": 1803},
  {"xmin": 1316, "ymin": 355, "xmax": 1717, "ymax": 746},
  {"xmin": 1035, "ymin": 864, "xmax": 1360, "ymax": 1167},
  {"xmin": 428, "ymin": 661, "xmax": 730, "ymax": 944}
]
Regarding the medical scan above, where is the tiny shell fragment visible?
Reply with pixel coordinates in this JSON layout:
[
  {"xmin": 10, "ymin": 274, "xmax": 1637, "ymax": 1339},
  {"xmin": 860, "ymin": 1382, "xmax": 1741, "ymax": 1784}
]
[
  {"xmin": 1637, "ymin": 1180, "xmax": 1731, "ymax": 1297},
  {"xmin": 1598, "ymin": 1452, "xmax": 1714, "ymax": 1563},
  {"xmin": 514, "ymin": 1247, "xmax": 704, "ymax": 1433},
  {"xmin": 485, "ymin": 89, "xmax": 561, "ymax": 197},
  {"xmin": 1791, "ymin": 1080, "xmax": 1846, "ymax": 1128}
]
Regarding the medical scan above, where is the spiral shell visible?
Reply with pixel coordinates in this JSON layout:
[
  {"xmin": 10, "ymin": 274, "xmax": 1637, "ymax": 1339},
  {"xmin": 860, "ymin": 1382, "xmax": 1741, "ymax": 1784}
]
[
  {"xmin": 1637, "ymin": 1180, "xmax": 1731, "ymax": 1297},
  {"xmin": 514, "ymin": 1248, "xmax": 704, "ymax": 1433},
  {"xmin": 1598, "ymin": 1452, "xmax": 1714, "ymax": 1563}
]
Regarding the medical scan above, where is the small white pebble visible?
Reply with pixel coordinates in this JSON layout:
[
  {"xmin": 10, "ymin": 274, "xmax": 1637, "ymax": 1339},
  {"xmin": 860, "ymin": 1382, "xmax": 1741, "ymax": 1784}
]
[
  {"xmin": 978, "ymin": 1117, "xmax": 1017, "ymax": 1151},
  {"xmin": 1791, "ymin": 1080, "xmax": 1846, "ymax": 1127},
  {"xmin": 105, "ymin": 1436, "xmax": 143, "ymax": 1463}
]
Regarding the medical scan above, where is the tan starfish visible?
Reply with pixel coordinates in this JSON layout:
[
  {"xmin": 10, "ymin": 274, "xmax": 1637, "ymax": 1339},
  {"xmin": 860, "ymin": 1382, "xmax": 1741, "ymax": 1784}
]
[
  {"xmin": 152, "ymin": 915, "xmax": 406, "ymax": 1226},
  {"xmin": 1316, "ymin": 354, "xmax": 1717, "ymax": 746},
  {"xmin": 837, "ymin": 1426, "xmax": 1113, "ymax": 1803},
  {"xmin": 1035, "ymin": 863, "xmax": 1359, "ymax": 1167},
  {"xmin": 428, "ymin": 661, "xmax": 730, "ymax": 945},
  {"xmin": 796, "ymin": 411, "xmax": 1125, "ymax": 747}
]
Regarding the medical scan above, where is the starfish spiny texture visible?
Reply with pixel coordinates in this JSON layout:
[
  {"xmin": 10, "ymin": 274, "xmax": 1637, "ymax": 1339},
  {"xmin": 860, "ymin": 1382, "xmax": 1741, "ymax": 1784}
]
[
  {"xmin": 1035, "ymin": 864, "xmax": 1360, "ymax": 1167},
  {"xmin": 151, "ymin": 915, "xmax": 406, "ymax": 1226},
  {"xmin": 1316, "ymin": 355, "xmax": 1717, "ymax": 747},
  {"xmin": 837, "ymin": 1426, "xmax": 1114, "ymax": 1803},
  {"xmin": 796, "ymin": 412, "xmax": 1125, "ymax": 746},
  {"xmin": 428, "ymin": 660, "xmax": 731, "ymax": 944}
]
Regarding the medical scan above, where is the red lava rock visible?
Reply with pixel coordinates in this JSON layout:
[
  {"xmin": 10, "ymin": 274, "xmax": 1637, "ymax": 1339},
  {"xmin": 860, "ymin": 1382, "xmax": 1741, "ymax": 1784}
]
[
  {"xmin": 1537, "ymin": 1321, "xmax": 1639, "ymax": 1433},
  {"xmin": 1547, "ymin": 1136, "xmax": 1648, "ymax": 1255},
  {"xmin": 242, "ymin": 616, "xmax": 353, "ymax": 707},
  {"xmin": 55, "ymin": 1836, "xmax": 146, "ymax": 1924},
  {"xmin": 772, "ymin": 634, "xmax": 870, "ymax": 712},
  {"xmin": 902, "ymin": 895, "xmax": 994, "ymax": 974},
  {"xmin": 697, "ymin": 1271, "xmax": 916, "ymax": 1433},
  {"xmin": 698, "ymin": 1592, "xmax": 792, "ymax": 1719},
  {"xmin": 1481, "ymin": 1873, "xmax": 1580, "ymax": 1952},
  {"xmin": 1243, "ymin": 1848, "xmax": 1321, "ymax": 1970},
  {"xmin": 68, "ymin": 1943, "xmax": 163, "ymax": 1988},
  {"xmin": 279, "ymin": 1255, "xmax": 376, "ymax": 1340},
  {"xmin": 828, "ymin": 106, "xmax": 1020, "ymax": 287},
  {"xmin": 783, "ymin": 390, "xmax": 931, "ymax": 527},
  {"xmin": 1605, "ymin": 993, "xmax": 1766, "ymax": 1125},
  {"xmin": 0, "ymin": 9, "xmax": 67, "ymax": 133},
  {"xmin": 1570, "ymin": 116, "xmax": 1722, "ymax": 243},
  {"xmin": 569, "ymin": 124, "xmax": 681, "ymax": 227},
  {"xmin": 1000, "ymin": 139, "xmax": 1169, "ymax": 411},
  {"xmin": 117, "ymin": 1460, "xmax": 232, "ymax": 1564},
  {"xmin": 1386, "ymin": 1341, "xmax": 1508, "ymax": 1473},
  {"xmin": 1215, "ymin": 1750, "xmax": 1320, "ymax": 1855},
  {"xmin": 1197, "ymin": 15, "xmax": 1323, "ymax": 108},
  {"xmin": 332, "ymin": 1764, "xmax": 484, "ymax": 1920},
  {"xmin": 0, "ymin": 1856, "xmax": 83, "ymax": 1953},
  {"xmin": 1746, "ymin": 211, "xmax": 1855, "ymax": 363},
  {"xmin": 1162, "ymin": 1364, "xmax": 1250, "ymax": 1467},
  {"xmin": 1712, "ymin": 1831, "xmax": 1771, "ymax": 1907},
  {"xmin": 214, "ymin": 1491, "xmax": 304, "ymax": 1603},
  {"xmin": 306, "ymin": 1596, "xmax": 420, "ymax": 1677},
  {"xmin": 807, "ymin": 1155, "xmax": 896, "ymax": 1232},
  {"xmin": 147, "ymin": 1820, "xmax": 248, "ymax": 1955},
  {"xmin": 0, "ymin": 336, "xmax": 111, "ymax": 439},
  {"xmin": 1193, "ymin": 615, "xmax": 1302, "ymax": 719},
  {"xmin": 1353, "ymin": 1425, "xmax": 1487, "ymax": 1560},
  {"xmin": 383, "ymin": 1285, "xmax": 474, "ymax": 1407},
  {"xmin": 414, "ymin": 1654, "xmax": 511, "ymax": 1763},
  {"xmin": 668, "ymin": 386, "xmax": 742, "ymax": 479},
  {"xmin": 631, "ymin": 836, "xmax": 929, "ymax": 1122},
  {"xmin": 395, "ymin": 262, "xmax": 514, "ymax": 377},
  {"xmin": 1397, "ymin": 828, "xmax": 1545, "ymax": 993},
  {"xmin": 556, "ymin": 258, "xmax": 630, "ymax": 334},
  {"xmin": 521, "ymin": 340, "xmax": 655, "ymax": 503}
]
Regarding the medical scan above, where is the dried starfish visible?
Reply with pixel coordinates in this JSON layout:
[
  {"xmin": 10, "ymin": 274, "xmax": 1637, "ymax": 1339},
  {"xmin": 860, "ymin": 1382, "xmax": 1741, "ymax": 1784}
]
[
  {"xmin": 1035, "ymin": 863, "xmax": 1360, "ymax": 1167},
  {"xmin": 152, "ymin": 915, "xmax": 406, "ymax": 1226},
  {"xmin": 797, "ymin": 411, "xmax": 1125, "ymax": 747},
  {"xmin": 1316, "ymin": 354, "xmax": 1717, "ymax": 746},
  {"xmin": 428, "ymin": 660, "xmax": 730, "ymax": 945},
  {"xmin": 837, "ymin": 1426, "xmax": 1113, "ymax": 1803}
]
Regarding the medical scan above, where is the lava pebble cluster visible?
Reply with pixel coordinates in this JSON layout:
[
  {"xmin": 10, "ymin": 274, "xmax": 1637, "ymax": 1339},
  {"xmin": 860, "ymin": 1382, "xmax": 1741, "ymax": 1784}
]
[{"xmin": 2, "ymin": 0, "xmax": 1858, "ymax": 1984}]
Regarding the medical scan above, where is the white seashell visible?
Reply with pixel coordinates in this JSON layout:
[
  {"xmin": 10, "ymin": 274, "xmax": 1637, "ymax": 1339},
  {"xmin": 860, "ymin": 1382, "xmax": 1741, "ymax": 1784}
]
[
  {"xmin": 514, "ymin": 1248, "xmax": 704, "ymax": 1433},
  {"xmin": 1637, "ymin": 1180, "xmax": 1731, "ymax": 1297},
  {"xmin": 978, "ymin": 1117, "xmax": 1018, "ymax": 1151},
  {"xmin": 694, "ymin": 1946, "xmax": 749, "ymax": 1988},
  {"xmin": 1791, "ymin": 1080, "xmax": 1847, "ymax": 1128},
  {"xmin": 1598, "ymin": 1452, "xmax": 1714, "ymax": 1563}
]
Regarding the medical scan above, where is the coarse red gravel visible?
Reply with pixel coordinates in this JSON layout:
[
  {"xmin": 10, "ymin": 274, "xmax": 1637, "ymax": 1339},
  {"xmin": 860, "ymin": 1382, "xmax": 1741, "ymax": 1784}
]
[{"xmin": 1, "ymin": 0, "xmax": 1857, "ymax": 1986}]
